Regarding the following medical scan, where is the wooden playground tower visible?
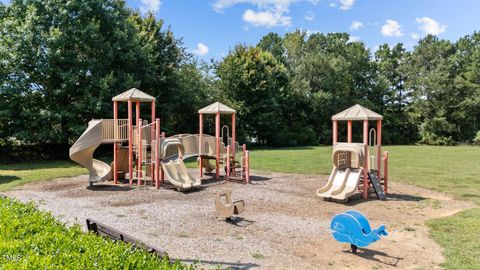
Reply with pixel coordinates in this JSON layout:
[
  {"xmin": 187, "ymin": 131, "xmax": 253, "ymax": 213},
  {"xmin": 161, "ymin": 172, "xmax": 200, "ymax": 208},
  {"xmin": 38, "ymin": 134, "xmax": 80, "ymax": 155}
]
[
  {"xmin": 198, "ymin": 102, "xmax": 250, "ymax": 182},
  {"xmin": 109, "ymin": 88, "xmax": 250, "ymax": 188},
  {"xmin": 332, "ymin": 104, "xmax": 389, "ymax": 199},
  {"xmin": 111, "ymin": 88, "xmax": 159, "ymax": 186}
]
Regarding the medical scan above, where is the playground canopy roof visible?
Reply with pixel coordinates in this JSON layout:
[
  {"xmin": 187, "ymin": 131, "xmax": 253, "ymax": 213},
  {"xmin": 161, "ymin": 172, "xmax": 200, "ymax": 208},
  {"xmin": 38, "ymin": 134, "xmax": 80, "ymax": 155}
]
[
  {"xmin": 332, "ymin": 104, "xmax": 383, "ymax": 121},
  {"xmin": 198, "ymin": 102, "xmax": 236, "ymax": 114},
  {"xmin": 112, "ymin": 88, "xmax": 156, "ymax": 102}
]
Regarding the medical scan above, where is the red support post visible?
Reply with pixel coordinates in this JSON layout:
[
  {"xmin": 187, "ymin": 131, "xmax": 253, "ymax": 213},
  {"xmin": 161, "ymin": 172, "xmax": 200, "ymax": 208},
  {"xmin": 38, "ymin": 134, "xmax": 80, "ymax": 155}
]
[
  {"xmin": 113, "ymin": 101, "xmax": 118, "ymax": 184},
  {"xmin": 347, "ymin": 120, "xmax": 352, "ymax": 143},
  {"xmin": 155, "ymin": 118, "xmax": 160, "ymax": 189},
  {"xmin": 135, "ymin": 102, "xmax": 140, "ymax": 181},
  {"xmin": 215, "ymin": 112, "xmax": 220, "ymax": 180},
  {"xmin": 199, "ymin": 113, "xmax": 203, "ymax": 178},
  {"xmin": 226, "ymin": 146, "xmax": 230, "ymax": 178},
  {"xmin": 377, "ymin": 120, "xmax": 382, "ymax": 179},
  {"xmin": 245, "ymin": 150, "xmax": 250, "ymax": 184},
  {"xmin": 383, "ymin": 151, "xmax": 389, "ymax": 193},
  {"xmin": 231, "ymin": 113, "xmax": 236, "ymax": 175},
  {"xmin": 332, "ymin": 120, "xmax": 338, "ymax": 144},
  {"xmin": 151, "ymin": 101, "xmax": 155, "ymax": 186},
  {"xmin": 138, "ymin": 118, "xmax": 143, "ymax": 186},
  {"xmin": 363, "ymin": 120, "xmax": 369, "ymax": 200},
  {"xmin": 128, "ymin": 100, "xmax": 133, "ymax": 186}
]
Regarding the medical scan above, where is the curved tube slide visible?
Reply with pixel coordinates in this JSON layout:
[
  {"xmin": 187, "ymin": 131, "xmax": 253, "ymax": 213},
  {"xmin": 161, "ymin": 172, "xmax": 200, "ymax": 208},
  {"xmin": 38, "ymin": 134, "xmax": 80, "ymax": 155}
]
[{"xmin": 69, "ymin": 120, "xmax": 112, "ymax": 183}]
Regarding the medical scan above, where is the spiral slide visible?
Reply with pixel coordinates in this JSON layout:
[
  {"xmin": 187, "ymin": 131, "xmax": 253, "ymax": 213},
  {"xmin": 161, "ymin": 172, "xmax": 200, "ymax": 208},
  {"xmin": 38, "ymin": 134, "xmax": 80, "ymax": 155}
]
[{"xmin": 69, "ymin": 120, "xmax": 112, "ymax": 184}]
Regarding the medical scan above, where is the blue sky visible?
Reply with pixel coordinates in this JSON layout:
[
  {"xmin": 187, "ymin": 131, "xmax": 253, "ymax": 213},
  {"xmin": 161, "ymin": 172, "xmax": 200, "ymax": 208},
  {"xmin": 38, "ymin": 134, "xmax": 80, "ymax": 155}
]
[
  {"xmin": 3, "ymin": 0, "xmax": 480, "ymax": 59},
  {"xmin": 125, "ymin": 0, "xmax": 480, "ymax": 59}
]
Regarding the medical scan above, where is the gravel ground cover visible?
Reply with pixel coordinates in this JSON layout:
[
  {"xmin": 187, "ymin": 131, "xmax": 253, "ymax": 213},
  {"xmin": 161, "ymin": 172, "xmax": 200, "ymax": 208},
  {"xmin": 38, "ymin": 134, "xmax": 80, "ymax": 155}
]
[{"xmin": 6, "ymin": 170, "xmax": 473, "ymax": 269}]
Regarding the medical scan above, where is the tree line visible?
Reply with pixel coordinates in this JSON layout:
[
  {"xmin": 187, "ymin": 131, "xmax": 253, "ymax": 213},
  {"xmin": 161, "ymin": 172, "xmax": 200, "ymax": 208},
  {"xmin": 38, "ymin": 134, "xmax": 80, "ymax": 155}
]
[{"xmin": 0, "ymin": 0, "xmax": 479, "ymax": 161}]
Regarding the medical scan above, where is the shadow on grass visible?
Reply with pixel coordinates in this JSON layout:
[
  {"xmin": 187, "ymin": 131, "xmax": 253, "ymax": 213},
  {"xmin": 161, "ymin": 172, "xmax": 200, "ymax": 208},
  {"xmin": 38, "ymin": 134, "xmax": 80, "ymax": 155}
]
[
  {"xmin": 250, "ymin": 145, "xmax": 321, "ymax": 151},
  {"xmin": 178, "ymin": 259, "xmax": 259, "ymax": 270},
  {"xmin": 343, "ymin": 247, "xmax": 403, "ymax": 267},
  {"xmin": 0, "ymin": 160, "xmax": 80, "ymax": 171},
  {"xmin": 461, "ymin": 193, "xmax": 480, "ymax": 199},
  {"xmin": 0, "ymin": 175, "xmax": 21, "ymax": 184}
]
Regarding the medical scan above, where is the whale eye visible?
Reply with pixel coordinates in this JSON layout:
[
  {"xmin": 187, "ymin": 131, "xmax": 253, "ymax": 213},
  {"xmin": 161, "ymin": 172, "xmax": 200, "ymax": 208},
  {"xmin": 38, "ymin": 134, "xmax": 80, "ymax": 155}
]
[{"xmin": 362, "ymin": 228, "xmax": 366, "ymax": 234}]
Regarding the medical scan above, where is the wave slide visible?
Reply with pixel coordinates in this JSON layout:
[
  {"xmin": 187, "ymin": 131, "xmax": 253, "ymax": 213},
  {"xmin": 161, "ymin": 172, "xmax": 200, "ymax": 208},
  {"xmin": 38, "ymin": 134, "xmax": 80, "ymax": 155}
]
[
  {"xmin": 161, "ymin": 159, "xmax": 201, "ymax": 191},
  {"xmin": 69, "ymin": 120, "xmax": 112, "ymax": 184},
  {"xmin": 317, "ymin": 168, "xmax": 363, "ymax": 201}
]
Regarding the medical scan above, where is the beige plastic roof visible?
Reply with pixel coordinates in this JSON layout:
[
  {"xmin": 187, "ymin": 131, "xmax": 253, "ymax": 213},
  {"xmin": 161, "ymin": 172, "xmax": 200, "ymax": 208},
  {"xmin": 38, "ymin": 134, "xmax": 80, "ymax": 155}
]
[
  {"xmin": 198, "ymin": 102, "xmax": 236, "ymax": 114},
  {"xmin": 112, "ymin": 88, "xmax": 156, "ymax": 102},
  {"xmin": 332, "ymin": 104, "xmax": 383, "ymax": 121}
]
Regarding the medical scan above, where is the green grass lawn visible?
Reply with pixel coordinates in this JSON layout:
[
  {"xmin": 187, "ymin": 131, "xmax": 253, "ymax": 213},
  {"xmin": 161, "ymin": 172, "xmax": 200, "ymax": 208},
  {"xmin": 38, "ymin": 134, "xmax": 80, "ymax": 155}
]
[{"xmin": 0, "ymin": 160, "xmax": 86, "ymax": 191}]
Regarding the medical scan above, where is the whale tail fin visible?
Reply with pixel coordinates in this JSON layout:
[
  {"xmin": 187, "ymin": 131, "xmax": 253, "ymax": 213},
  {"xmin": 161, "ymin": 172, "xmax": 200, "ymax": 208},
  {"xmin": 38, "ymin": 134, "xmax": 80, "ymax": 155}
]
[{"xmin": 377, "ymin": 225, "xmax": 388, "ymax": 236}]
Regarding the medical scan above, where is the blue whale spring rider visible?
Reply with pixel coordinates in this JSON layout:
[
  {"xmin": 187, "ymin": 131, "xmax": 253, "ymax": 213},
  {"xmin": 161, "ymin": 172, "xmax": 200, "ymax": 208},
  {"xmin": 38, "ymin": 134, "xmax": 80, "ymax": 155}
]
[{"xmin": 330, "ymin": 210, "xmax": 387, "ymax": 253}]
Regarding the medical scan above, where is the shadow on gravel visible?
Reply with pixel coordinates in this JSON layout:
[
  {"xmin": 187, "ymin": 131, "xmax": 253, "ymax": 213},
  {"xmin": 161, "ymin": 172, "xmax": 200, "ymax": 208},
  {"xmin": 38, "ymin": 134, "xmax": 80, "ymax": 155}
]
[
  {"xmin": 343, "ymin": 247, "xmax": 403, "ymax": 267},
  {"xmin": 86, "ymin": 185, "xmax": 133, "ymax": 192},
  {"xmin": 178, "ymin": 258, "xmax": 259, "ymax": 270},
  {"xmin": 226, "ymin": 216, "xmax": 255, "ymax": 227},
  {"xmin": 386, "ymin": 193, "xmax": 425, "ymax": 202}
]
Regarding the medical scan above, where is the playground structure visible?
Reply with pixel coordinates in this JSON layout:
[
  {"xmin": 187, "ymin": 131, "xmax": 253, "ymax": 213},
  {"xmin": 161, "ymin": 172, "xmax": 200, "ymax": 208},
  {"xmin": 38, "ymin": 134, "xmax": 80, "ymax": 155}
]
[
  {"xmin": 317, "ymin": 104, "xmax": 389, "ymax": 201},
  {"xmin": 331, "ymin": 210, "xmax": 388, "ymax": 253},
  {"xmin": 69, "ymin": 88, "xmax": 250, "ymax": 190},
  {"xmin": 215, "ymin": 188, "xmax": 245, "ymax": 220}
]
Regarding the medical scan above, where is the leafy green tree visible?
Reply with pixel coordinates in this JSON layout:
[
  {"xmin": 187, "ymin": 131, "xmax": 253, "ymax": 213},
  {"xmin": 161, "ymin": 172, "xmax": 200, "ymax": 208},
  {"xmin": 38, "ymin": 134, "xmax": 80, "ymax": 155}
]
[
  {"xmin": 0, "ymin": 1, "xmax": 202, "ymax": 160},
  {"xmin": 402, "ymin": 35, "xmax": 457, "ymax": 145},
  {"xmin": 375, "ymin": 43, "xmax": 417, "ymax": 144},
  {"xmin": 0, "ymin": 0, "xmax": 145, "ymax": 149},
  {"xmin": 216, "ymin": 45, "xmax": 288, "ymax": 145},
  {"xmin": 452, "ymin": 32, "xmax": 480, "ymax": 142},
  {"xmin": 257, "ymin": 32, "xmax": 286, "ymax": 65},
  {"xmin": 287, "ymin": 32, "xmax": 378, "ymax": 143}
]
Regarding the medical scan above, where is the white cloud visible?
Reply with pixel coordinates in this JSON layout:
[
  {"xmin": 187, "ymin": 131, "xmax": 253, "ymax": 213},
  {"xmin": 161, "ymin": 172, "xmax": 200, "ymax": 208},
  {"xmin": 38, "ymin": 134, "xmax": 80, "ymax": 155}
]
[
  {"xmin": 416, "ymin": 17, "xmax": 447, "ymax": 35},
  {"xmin": 213, "ymin": 0, "xmax": 318, "ymax": 12},
  {"xmin": 350, "ymin": 20, "xmax": 363, "ymax": 31},
  {"xmin": 243, "ymin": 9, "xmax": 291, "ymax": 27},
  {"xmin": 213, "ymin": 0, "xmax": 319, "ymax": 28},
  {"xmin": 329, "ymin": 2, "xmax": 336, "ymax": 7},
  {"xmin": 411, "ymin": 33, "xmax": 420, "ymax": 40},
  {"xmin": 339, "ymin": 0, "xmax": 355, "ymax": 10},
  {"xmin": 304, "ymin": 11, "xmax": 314, "ymax": 21},
  {"xmin": 192, "ymin": 43, "xmax": 209, "ymax": 56},
  {"xmin": 349, "ymin": 35, "xmax": 361, "ymax": 42},
  {"xmin": 139, "ymin": 0, "xmax": 161, "ymax": 13},
  {"xmin": 381, "ymin": 19, "xmax": 403, "ymax": 37}
]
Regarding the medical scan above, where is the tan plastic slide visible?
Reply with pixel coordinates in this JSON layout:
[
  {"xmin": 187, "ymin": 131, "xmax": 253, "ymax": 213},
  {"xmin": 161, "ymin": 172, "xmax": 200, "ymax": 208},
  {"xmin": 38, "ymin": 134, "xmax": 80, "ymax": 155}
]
[
  {"xmin": 69, "ymin": 120, "xmax": 112, "ymax": 183},
  {"xmin": 317, "ymin": 168, "xmax": 364, "ymax": 201},
  {"xmin": 317, "ymin": 168, "xmax": 350, "ymax": 198},
  {"xmin": 161, "ymin": 159, "xmax": 201, "ymax": 191},
  {"xmin": 330, "ymin": 168, "xmax": 363, "ymax": 200}
]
